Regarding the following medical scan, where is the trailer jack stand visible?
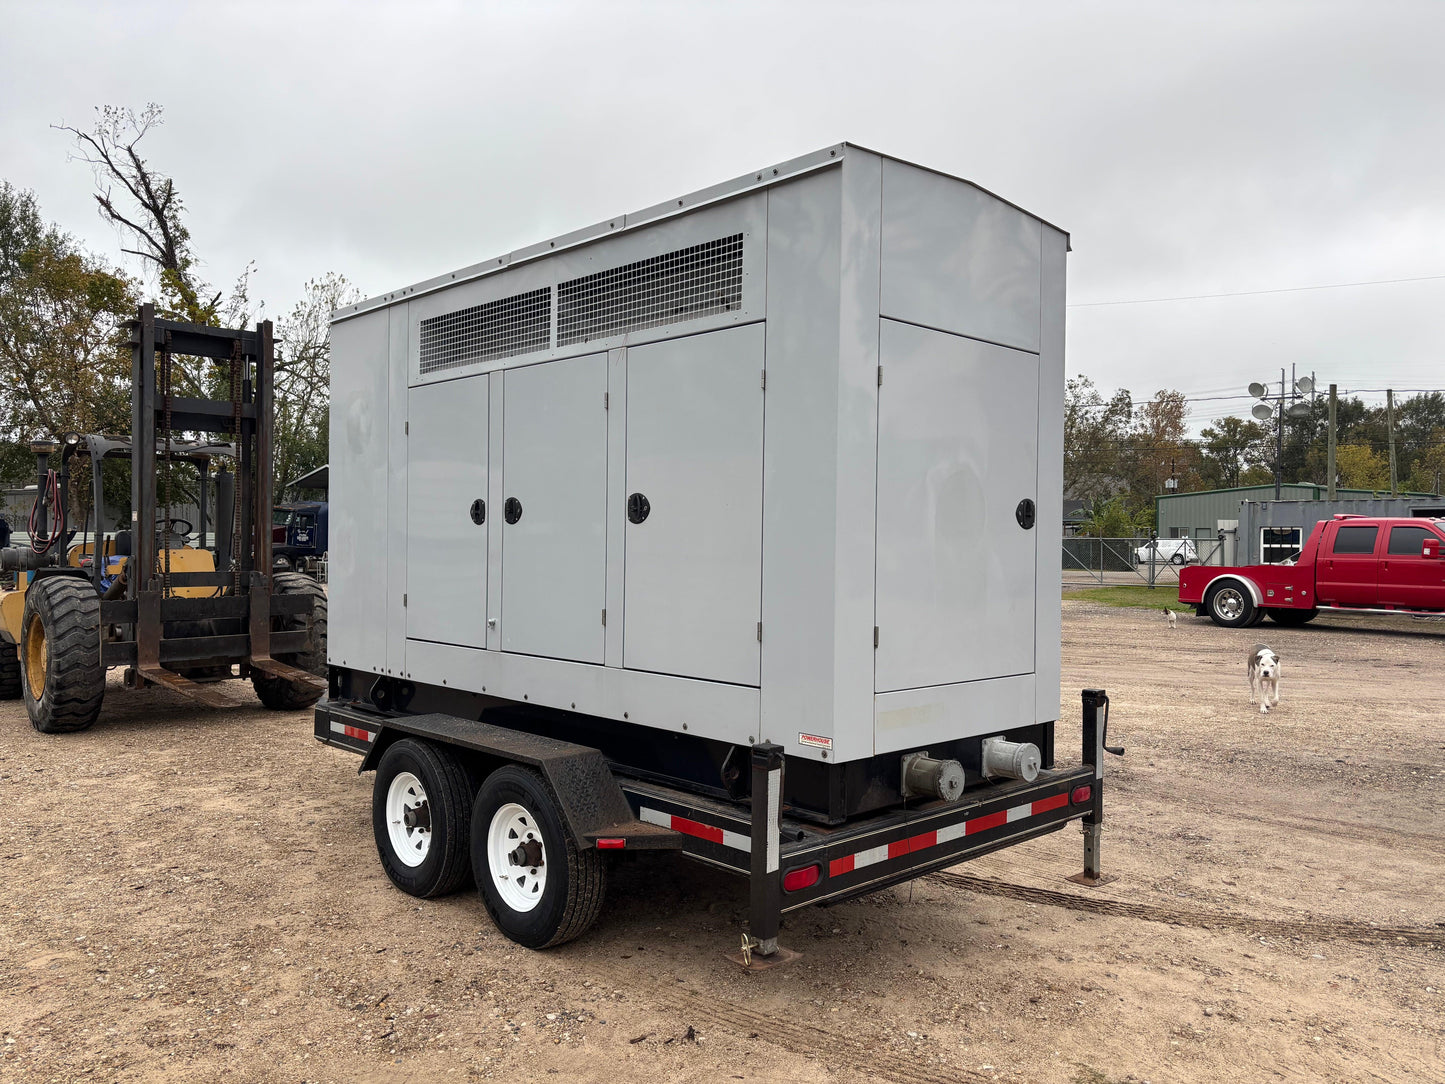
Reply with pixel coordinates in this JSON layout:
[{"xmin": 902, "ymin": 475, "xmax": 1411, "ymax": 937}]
[
  {"xmin": 1067, "ymin": 688, "xmax": 1121, "ymax": 888},
  {"xmin": 726, "ymin": 933, "xmax": 801, "ymax": 971}
]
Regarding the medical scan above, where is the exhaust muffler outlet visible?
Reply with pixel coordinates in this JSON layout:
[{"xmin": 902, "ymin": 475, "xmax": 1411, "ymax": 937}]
[
  {"xmin": 980, "ymin": 736, "xmax": 1041, "ymax": 783},
  {"xmin": 900, "ymin": 752, "xmax": 966, "ymax": 803}
]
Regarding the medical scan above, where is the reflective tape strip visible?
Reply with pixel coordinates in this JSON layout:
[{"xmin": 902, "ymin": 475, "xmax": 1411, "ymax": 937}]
[
  {"xmin": 329, "ymin": 721, "xmax": 375, "ymax": 742},
  {"xmin": 827, "ymin": 791, "xmax": 1075, "ymax": 880},
  {"xmin": 765, "ymin": 768, "xmax": 781, "ymax": 874},
  {"xmin": 639, "ymin": 807, "xmax": 750, "ymax": 852}
]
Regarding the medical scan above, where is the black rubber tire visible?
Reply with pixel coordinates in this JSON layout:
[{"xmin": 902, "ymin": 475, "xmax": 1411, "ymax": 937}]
[
  {"xmin": 251, "ymin": 572, "xmax": 327, "ymax": 711},
  {"xmin": 472, "ymin": 765, "xmax": 606, "ymax": 949},
  {"xmin": 21, "ymin": 577, "xmax": 105, "ymax": 733},
  {"xmin": 1204, "ymin": 580, "xmax": 1257, "ymax": 629},
  {"xmin": 372, "ymin": 738, "xmax": 475, "ymax": 898},
  {"xmin": 1266, "ymin": 607, "xmax": 1318, "ymax": 626},
  {"xmin": 0, "ymin": 639, "xmax": 21, "ymax": 700},
  {"xmin": 1170, "ymin": 553, "xmax": 1187, "ymax": 566}
]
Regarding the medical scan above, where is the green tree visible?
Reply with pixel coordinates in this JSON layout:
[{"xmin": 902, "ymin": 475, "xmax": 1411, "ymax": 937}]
[
  {"xmin": 1198, "ymin": 415, "xmax": 1270, "ymax": 489},
  {"xmin": 1334, "ymin": 444, "xmax": 1389, "ymax": 491},
  {"xmin": 1064, "ymin": 376, "xmax": 1132, "ymax": 501},
  {"xmin": 273, "ymin": 273, "xmax": 360, "ymax": 495},
  {"xmin": 0, "ymin": 182, "xmax": 137, "ymax": 447}
]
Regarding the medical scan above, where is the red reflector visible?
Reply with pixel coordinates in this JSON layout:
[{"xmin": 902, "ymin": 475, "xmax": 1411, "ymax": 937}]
[
  {"xmin": 1071, "ymin": 786, "xmax": 1092, "ymax": 805},
  {"xmin": 595, "ymin": 838, "xmax": 626, "ymax": 850},
  {"xmin": 783, "ymin": 864, "xmax": 821, "ymax": 892}
]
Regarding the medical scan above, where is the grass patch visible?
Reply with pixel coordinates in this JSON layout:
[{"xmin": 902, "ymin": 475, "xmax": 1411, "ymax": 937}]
[{"xmin": 1063, "ymin": 585, "xmax": 1193, "ymax": 612}]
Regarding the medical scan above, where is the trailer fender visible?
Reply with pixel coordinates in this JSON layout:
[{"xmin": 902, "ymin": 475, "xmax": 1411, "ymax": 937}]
[
  {"xmin": 1199, "ymin": 572, "xmax": 1262, "ymax": 608},
  {"xmin": 339, "ymin": 707, "xmax": 681, "ymax": 851}
]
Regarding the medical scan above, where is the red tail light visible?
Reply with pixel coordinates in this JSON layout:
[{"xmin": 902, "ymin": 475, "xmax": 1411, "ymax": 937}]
[
  {"xmin": 594, "ymin": 838, "xmax": 626, "ymax": 850},
  {"xmin": 1071, "ymin": 785, "xmax": 1092, "ymax": 805},
  {"xmin": 783, "ymin": 864, "xmax": 821, "ymax": 892}
]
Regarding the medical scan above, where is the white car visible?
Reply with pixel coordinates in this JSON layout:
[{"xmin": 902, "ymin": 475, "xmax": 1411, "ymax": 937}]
[{"xmin": 1135, "ymin": 538, "xmax": 1197, "ymax": 566}]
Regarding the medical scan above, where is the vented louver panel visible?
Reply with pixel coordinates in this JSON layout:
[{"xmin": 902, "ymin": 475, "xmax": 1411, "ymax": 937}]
[
  {"xmin": 557, "ymin": 234, "xmax": 743, "ymax": 346},
  {"xmin": 418, "ymin": 287, "xmax": 552, "ymax": 374}
]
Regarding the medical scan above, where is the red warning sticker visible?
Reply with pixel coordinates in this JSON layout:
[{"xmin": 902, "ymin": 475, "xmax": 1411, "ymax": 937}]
[{"xmin": 798, "ymin": 732, "xmax": 833, "ymax": 750}]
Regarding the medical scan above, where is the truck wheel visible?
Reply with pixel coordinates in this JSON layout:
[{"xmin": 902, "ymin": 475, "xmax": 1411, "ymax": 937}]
[
  {"xmin": 1266, "ymin": 607, "xmax": 1318, "ymax": 626},
  {"xmin": 372, "ymin": 738, "xmax": 475, "ymax": 898},
  {"xmin": 1170, "ymin": 553, "xmax": 1186, "ymax": 566},
  {"xmin": 251, "ymin": 572, "xmax": 327, "ymax": 711},
  {"xmin": 1204, "ymin": 580, "xmax": 1256, "ymax": 629},
  {"xmin": 0, "ymin": 640, "xmax": 21, "ymax": 700},
  {"xmin": 472, "ymin": 765, "xmax": 606, "ymax": 949},
  {"xmin": 21, "ymin": 577, "xmax": 105, "ymax": 733}
]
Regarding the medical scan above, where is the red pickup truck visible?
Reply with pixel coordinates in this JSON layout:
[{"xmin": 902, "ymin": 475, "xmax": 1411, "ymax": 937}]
[{"xmin": 1179, "ymin": 514, "xmax": 1445, "ymax": 627}]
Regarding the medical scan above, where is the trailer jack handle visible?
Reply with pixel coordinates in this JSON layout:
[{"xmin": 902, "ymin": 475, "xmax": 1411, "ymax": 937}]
[{"xmin": 1069, "ymin": 688, "xmax": 1120, "ymax": 888}]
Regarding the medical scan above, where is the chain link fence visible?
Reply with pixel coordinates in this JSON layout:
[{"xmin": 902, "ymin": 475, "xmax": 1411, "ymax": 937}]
[{"xmin": 1062, "ymin": 534, "xmax": 1229, "ymax": 588}]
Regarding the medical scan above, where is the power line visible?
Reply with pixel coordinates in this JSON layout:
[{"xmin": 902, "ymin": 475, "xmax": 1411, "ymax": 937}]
[{"xmin": 1069, "ymin": 273, "xmax": 1445, "ymax": 308}]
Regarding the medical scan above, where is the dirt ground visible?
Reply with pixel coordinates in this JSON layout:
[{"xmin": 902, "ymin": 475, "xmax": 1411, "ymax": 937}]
[{"xmin": 2, "ymin": 602, "xmax": 1442, "ymax": 1084}]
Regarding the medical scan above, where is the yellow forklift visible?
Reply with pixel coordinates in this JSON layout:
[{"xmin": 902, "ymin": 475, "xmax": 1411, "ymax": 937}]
[{"xmin": 0, "ymin": 305, "xmax": 326, "ymax": 732}]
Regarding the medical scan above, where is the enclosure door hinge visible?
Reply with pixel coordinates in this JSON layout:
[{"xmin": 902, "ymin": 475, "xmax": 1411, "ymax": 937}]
[
  {"xmin": 601, "ymin": 608, "xmax": 607, "ymax": 626},
  {"xmin": 873, "ymin": 626, "xmax": 879, "ymax": 648},
  {"xmin": 756, "ymin": 622, "xmax": 763, "ymax": 642},
  {"xmin": 403, "ymin": 593, "xmax": 408, "ymax": 607},
  {"xmin": 405, "ymin": 420, "xmax": 409, "ymax": 434},
  {"xmin": 761, "ymin": 370, "xmax": 766, "ymax": 391},
  {"xmin": 603, "ymin": 392, "xmax": 609, "ymax": 410},
  {"xmin": 877, "ymin": 366, "xmax": 883, "ymax": 387}
]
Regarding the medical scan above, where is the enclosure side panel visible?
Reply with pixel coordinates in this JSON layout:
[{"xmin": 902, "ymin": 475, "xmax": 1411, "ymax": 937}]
[
  {"xmin": 835, "ymin": 151, "xmax": 883, "ymax": 760},
  {"xmin": 880, "ymin": 160, "xmax": 1042, "ymax": 353},
  {"xmin": 406, "ymin": 375, "xmax": 488, "ymax": 648},
  {"xmin": 387, "ymin": 306, "xmax": 409, "ymax": 674},
  {"xmin": 759, "ymin": 169, "xmax": 845, "ymax": 758},
  {"xmin": 1035, "ymin": 226, "xmax": 1067, "ymax": 724},
  {"xmin": 874, "ymin": 673, "xmax": 1036, "ymax": 752},
  {"xmin": 328, "ymin": 308, "xmax": 391, "ymax": 673}
]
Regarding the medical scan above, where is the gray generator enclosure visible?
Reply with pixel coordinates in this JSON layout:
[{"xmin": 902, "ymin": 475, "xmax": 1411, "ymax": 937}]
[{"xmin": 329, "ymin": 143, "xmax": 1068, "ymax": 766}]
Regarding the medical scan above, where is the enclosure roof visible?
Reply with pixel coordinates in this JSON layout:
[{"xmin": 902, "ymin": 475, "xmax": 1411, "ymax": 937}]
[{"xmin": 333, "ymin": 142, "xmax": 1070, "ymax": 324}]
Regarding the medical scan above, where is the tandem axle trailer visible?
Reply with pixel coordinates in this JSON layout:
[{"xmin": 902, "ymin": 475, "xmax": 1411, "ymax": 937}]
[{"xmin": 315, "ymin": 687, "xmax": 1118, "ymax": 961}]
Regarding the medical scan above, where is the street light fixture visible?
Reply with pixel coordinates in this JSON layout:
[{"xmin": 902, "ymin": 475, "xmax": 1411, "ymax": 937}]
[{"xmin": 1250, "ymin": 372, "xmax": 1315, "ymax": 499}]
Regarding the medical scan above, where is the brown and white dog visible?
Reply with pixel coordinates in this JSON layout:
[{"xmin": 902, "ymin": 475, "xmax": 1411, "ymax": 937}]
[{"xmin": 1247, "ymin": 644, "xmax": 1281, "ymax": 714}]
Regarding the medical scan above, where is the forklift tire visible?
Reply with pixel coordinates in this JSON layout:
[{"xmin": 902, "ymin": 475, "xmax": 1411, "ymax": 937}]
[
  {"xmin": 21, "ymin": 577, "xmax": 105, "ymax": 733},
  {"xmin": 471, "ymin": 765, "xmax": 606, "ymax": 949},
  {"xmin": 251, "ymin": 572, "xmax": 327, "ymax": 711},
  {"xmin": 1266, "ymin": 607, "xmax": 1318, "ymax": 626},
  {"xmin": 372, "ymin": 738, "xmax": 475, "ymax": 898},
  {"xmin": 0, "ymin": 639, "xmax": 21, "ymax": 700},
  {"xmin": 1204, "ymin": 580, "xmax": 1257, "ymax": 629}
]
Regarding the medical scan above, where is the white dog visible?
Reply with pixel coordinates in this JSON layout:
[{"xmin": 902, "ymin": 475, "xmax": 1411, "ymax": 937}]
[
  {"xmin": 1163, "ymin": 608, "xmax": 1177, "ymax": 629},
  {"xmin": 1247, "ymin": 644, "xmax": 1281, "ymax": 714}
]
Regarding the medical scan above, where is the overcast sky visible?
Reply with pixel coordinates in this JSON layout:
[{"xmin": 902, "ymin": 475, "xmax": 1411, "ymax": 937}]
[{"xmin": 3, "ymin": 1, "xmax": 1441, "ymax": 432}]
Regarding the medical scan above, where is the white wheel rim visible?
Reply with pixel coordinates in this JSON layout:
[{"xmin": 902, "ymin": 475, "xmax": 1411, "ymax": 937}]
[
  {"xmin": 488, "ymin": 802, "xmax": 547, "ymax": 913},
  {"xmin": 1214, "ymin": 588, "xmax": 1245, "ymax": 620},
  {"xmin": 385, "ymin": 771, "xmax": 432, "ymax": 867}
]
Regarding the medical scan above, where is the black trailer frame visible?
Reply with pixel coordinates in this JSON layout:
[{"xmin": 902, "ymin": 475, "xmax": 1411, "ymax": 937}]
[{"xmin": 316, "ymin": 685, "xmax": 1118, "ymax": 961}]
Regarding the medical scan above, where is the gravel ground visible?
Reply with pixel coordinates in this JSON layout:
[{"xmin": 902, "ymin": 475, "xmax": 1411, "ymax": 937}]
[{"xmin": 1, "ymin": 602, "xmax": 1442, "ymax": 1083}]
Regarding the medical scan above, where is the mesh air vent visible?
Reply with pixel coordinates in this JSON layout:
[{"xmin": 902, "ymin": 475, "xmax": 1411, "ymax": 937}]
[
  {"xmin": 418, "ymin": 286, "xmax": 552, "ymax": 374},
  {"xmin": 557, "ymin": 234, "xmax": 743, "ymax": 346}
]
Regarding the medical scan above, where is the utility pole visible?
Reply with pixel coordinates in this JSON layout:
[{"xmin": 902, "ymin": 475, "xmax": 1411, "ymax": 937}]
[
  {"xmin": 1274, "ymin": 368, "xmax": 1285, "ymax": 500},
  {"xmin": 1327, "ymin": 384, "xmax": 1337, "ymax": 500},
  {"xmin": 1387, "ymin": 389, "xmax": 1398, "ymax": 496}
]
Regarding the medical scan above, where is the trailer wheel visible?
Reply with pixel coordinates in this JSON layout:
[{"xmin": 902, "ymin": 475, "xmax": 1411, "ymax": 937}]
[
  {"xmin": 472, "ymin": 765, "xmax": 606, "ymax": 949},
  {"xmin": 0, "ymin": 639, "xmax": 21, "ymax": 700},
  {"xmin": 251, "ymin": 572, "xmax": 327, "ymax": 711},
  {"xmin": 1204, "ymin": 580, "xmax": 1256, "ymax": 628},
  {"xmin": 372, "ymin": 738, "xmax": 475, "ymax": 898},
  {"xmin": 21, "ymin": 577, "xmax": 105, "ymax": 733},
  {"xmin": 1266, "ymin": 607, "xmax": 1318, "ymax": 626}
]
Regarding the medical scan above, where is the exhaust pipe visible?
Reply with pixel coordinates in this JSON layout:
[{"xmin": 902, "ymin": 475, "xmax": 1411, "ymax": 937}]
[
  {"xmin": 980, "ymin": 736, "xmax": 1042, "ymax": 783},
  {"xmin": 900, "ymin": 752, "xmax": 966, "ymax": 803}
]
